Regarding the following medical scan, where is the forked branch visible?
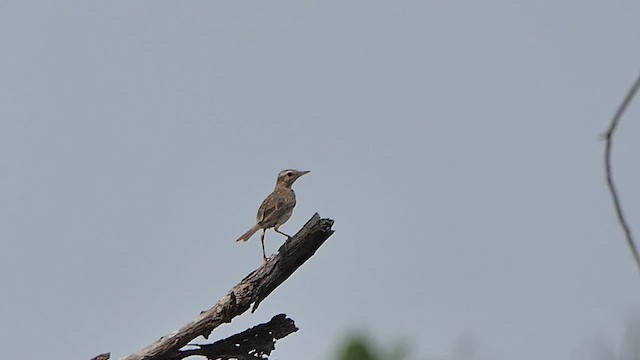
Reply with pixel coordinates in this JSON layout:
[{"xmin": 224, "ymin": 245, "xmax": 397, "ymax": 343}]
[{"xmin": 92, "ymin": 213, "xmax": 334, "ymax": 360}]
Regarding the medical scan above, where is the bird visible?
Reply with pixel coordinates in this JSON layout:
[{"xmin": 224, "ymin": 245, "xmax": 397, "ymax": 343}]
[{"xmin": 237, "ymin": 169, "xmax": 309, "ymax": 263}]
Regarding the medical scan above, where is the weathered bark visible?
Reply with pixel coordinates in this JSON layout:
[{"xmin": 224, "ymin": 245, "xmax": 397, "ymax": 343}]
[
  {"xmin": 166, "ymin": 314, "xmax": 298, "ymax": 360},
  {"xmin": 109, "ymin": 213, "xmax": 334, "ymax": 360}
]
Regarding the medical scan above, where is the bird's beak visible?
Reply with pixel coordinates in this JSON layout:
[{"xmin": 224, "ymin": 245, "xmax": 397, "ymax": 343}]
[{"xmin": 297, "ymin": 170, "xmax": 310, "ymax": 177}]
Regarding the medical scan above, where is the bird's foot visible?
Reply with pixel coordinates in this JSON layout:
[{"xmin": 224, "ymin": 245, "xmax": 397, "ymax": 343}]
[{"xmin": 263, "ymin": 254, "xmax": 277, "ymax": 265}]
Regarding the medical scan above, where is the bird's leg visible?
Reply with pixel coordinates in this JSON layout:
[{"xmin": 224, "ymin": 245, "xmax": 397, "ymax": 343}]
[
  {"xmin": 274, "ymin": 226, "xmax": 291, "ymax": 252},
  {"xmin": 261, "ymin": 229, "xmax": 268, "ymax": 264},
  {"xmin": 274, "ymin": 227, "xmax": 292, "ymax": 239}
]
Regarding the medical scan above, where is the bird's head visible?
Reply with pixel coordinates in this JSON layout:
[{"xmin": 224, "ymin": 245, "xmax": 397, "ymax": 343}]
[{"xmin": 276, "ymin": 169, "xmax": 310, "ymax": 188}]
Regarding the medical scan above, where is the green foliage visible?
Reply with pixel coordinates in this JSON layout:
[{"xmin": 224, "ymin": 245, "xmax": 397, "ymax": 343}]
[{"xmin": 334, "ymin": 333, "xmax": 408, "ymax": 360}]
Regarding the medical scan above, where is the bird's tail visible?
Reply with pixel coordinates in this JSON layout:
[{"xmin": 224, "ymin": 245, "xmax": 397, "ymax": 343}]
[{"xmin": 236, "ymin": 224, "xmax": 260, "ymax": 242}]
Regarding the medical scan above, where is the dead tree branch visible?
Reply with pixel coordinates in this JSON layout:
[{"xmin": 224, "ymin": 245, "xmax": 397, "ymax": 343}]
[
  {"xmin": 167, "ymin": 314, "xmax": 298, "ymax": 360},
  {"xmin": 604, "ymin": 71, "xmax": 640, "ymax": 274},
  {"xmin": 107, "ymin": 213, "xmax": 334, "ymax": 360}
]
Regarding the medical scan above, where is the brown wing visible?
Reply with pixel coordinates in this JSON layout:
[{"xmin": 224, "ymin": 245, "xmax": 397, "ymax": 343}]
[{"xmin": 256, "ymin": 189, "xmax": 295, "ymax": 228}]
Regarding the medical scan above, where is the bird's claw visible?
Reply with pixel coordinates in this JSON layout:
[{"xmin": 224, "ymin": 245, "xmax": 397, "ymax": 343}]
[{"xmin": 263, "ymin": 254, "xmax": 276, "ymax": 265}]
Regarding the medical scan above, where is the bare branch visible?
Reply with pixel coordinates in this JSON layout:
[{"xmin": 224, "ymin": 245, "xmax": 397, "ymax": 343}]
[
  {"xmin": 167, "ymin": 314, "xmax": 298, "ymax": 360},
  {"xmin": 604, "ymin": 71, "xmax": 640, "ymax": 274},
  {"xmin": 119, "ymin": 213, "xmax": 334, "ymax": 360}
]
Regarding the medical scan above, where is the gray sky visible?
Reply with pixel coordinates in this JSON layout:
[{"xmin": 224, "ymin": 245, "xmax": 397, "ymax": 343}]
[{"xmin": 1, "ymin": 2, "xmax": 640, "ymax": 360}]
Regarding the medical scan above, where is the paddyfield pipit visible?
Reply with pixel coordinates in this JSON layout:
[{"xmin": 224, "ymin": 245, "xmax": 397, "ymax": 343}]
[{"xmin": 237, "ymin": 169, "xmax": 309, "ymax": 263}]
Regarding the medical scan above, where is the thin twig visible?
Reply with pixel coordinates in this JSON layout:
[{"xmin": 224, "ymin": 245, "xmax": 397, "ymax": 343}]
[{"xmin": 603, "ymin": 71, "xmax": 640, "ymax": 274}]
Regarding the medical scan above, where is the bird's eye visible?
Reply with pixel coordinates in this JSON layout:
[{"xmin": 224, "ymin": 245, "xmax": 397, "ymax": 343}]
[{"xmin": 286, "ymin": 172, "xmax": 293, "ymax": 177}]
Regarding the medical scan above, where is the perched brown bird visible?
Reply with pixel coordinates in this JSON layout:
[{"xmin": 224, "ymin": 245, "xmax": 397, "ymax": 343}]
[{"xmin": 237, "ymin": 169, "xmax": 309, "ymax": 263}]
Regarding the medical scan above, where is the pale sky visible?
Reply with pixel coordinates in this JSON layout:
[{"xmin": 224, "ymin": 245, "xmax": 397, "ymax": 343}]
[{"xmin": 1, "ymin": 2, "xmax": 640, "ymax": 360}]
